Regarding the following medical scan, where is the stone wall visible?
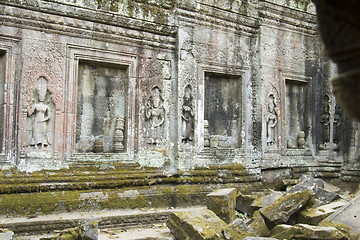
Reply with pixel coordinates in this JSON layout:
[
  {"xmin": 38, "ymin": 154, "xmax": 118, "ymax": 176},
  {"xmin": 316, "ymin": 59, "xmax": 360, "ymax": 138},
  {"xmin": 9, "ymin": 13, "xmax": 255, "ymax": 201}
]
[{"xmin": 0, "ymin": 0, "xmax": 358, "ymax": 174}]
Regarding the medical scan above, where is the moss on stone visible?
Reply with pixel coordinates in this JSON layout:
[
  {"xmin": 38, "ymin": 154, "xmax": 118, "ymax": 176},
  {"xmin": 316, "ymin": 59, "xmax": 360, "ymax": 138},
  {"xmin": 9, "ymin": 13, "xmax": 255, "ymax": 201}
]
[{"xmin": 319, "ymin": 220, "xmax": 360, "ymax": 240}]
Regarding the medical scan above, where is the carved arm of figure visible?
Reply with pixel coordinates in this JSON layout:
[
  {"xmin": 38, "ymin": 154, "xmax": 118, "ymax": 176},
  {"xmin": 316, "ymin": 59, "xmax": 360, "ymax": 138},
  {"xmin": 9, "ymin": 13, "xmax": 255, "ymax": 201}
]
[
  {"xmin": 267, "ymin": 113, "xmax": 278, "ymax": 128},
  {"xmin": 145, "ymin": 99, "xmax": 153, "ymax": 120},
  {"xmin": 27, "ymin": 100, "xmax": 36, "ymax": 117},
  {"xmin": 320, "ymin": 113, "xmax": 330, "ymax": 126},
  {"xmin": 43, "ymin": 105, "xmax": 51, "ymax": 122},
  {"xmin": 182, "ymin": 105, "xmax": 194, "ymax": 121}
]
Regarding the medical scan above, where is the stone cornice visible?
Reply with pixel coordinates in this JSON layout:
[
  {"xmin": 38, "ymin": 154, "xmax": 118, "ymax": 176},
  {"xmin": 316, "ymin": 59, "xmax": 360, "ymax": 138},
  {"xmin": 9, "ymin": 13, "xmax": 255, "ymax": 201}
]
[
  {"xmin": 259, "ymin": 0, "xmax": 317, "ymax": 34},
  {"xmin": 0, "ymin": 2, "xmax": 177, "ymax": 50},
  {"xmin": 0, "ymin": 0, "xmax": 177, "ymax": 36}
]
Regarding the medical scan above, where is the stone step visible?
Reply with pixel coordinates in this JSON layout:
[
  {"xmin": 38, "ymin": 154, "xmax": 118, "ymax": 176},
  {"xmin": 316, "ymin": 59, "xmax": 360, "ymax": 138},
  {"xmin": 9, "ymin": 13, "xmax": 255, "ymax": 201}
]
[
  {"xmin": 0, "ymin": 162, "xmax": 260, "ymax": 217},
  {"xmin": 0, "ymin": 182, "xmax": 260, "ymax": 217},
  {"xmin": 0, "ymin": 164, "xmax": 255, "ymax": 195},
  {"xmin": 0, "ymin": 207, "xmax": 202, "ymax": 238}
]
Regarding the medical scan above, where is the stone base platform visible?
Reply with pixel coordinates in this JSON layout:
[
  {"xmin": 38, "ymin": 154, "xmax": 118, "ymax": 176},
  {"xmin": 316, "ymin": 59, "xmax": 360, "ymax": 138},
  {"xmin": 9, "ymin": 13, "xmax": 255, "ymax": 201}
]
[
  {"xmin": 0, "ymin": 207, "xmax": 196, "ymax": 239},
  {"xmin": 0, "ymin": 162, "xmax": 261, "ymax": 218}
]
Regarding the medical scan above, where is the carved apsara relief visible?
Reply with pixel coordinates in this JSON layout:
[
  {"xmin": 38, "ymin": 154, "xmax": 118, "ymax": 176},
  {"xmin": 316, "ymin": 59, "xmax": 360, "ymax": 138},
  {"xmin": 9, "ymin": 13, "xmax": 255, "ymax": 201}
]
[
  {"xmin": 265, "ymin": 84, "xmax": 280, "ymax": 150},
  {"xmin": 333, "ymin": 104, "xmax": 342, "ymax": 150},
  {"xmin": 26, "ymin": 76, "xmax": 55, "ymax": 157},
  {"xmin": 319, "ymin": 94, "xmax": 331, "ymax": 150},
  {"xmin": 145, "ymin": 86, "xmax": 165, "ymax": 145},
  {"xmin": 20, "ymin": 40, "xmax": 64, "ymax": 159},
  {"xmin": 181, "ymin": 84, "xmax": 194, "ymax": 143},
  {"xmin": 266, "ymin": 94, "xmax": 279, "ymax": 147}
]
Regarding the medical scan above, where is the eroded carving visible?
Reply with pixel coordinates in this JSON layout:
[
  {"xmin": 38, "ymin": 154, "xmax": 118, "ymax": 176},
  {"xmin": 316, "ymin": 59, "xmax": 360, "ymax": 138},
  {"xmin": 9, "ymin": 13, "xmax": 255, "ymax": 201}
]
[
  {"xmin": 182, "ymin": 85, "xmax": 194, "ymax": 143},
  {"xmin": 320, "ymin": 94, "xmax": 331, "ymax": 150},
  {"xmin": 297, "ymin": 131, "xmax": 306, "ymax": 149},
  {"xmin": 28, "ymin": 77, "xmax": 52, "ymax": 149},
  {"xmin": 266, "ymin": 94, "xmax": 279, "ymax": 146},
  {"xmin": 113, "ymin": 117, "xmax": 125, "ymax": 152},
  {"xmin": 26, "ymin": 76, "xmax": 54, "ymax": 158},
  {"xmin": 333, "ymin": 104, "xmax": 342, "ymax": 149},
  {"xmin": 145, "ymin": 86, "xmax": 165, "ymax": 145}
]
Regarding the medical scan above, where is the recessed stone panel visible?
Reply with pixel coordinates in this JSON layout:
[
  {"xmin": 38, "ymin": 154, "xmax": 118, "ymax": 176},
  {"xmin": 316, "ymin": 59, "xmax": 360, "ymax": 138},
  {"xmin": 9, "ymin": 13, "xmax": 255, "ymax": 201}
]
[
  {"xmin": 285, "ymin": 79, "xmax": 308, "ymax": 149},
  {"xmin": 204, "ymin": 72, "xmax": 242, "ymax": 148},
  {"xmin": 76, "ymin": 61, "xmax": 128, "ymax": 153}
]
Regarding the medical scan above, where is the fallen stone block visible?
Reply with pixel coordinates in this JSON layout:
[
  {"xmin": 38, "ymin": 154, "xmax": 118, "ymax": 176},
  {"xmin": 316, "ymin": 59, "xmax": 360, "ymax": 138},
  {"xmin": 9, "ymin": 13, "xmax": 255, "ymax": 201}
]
[
  {"xmin": 54, "ymin": 219, "xmax": 99, "ymax": 240},
  {"xmin": 323, "ymin": 181, "xmax": 341, "ymax": 193},
  {"xmin": 222, "ymin": 218, "xmax": 254, "ymax": 240},
  {"xmin": 286, "ymin": 176, "xmax": 324, "ymax": 195},
  {"xmin": 269, "ymin": 224, "xmax": 292, "ymax": 236},
  {"xmin": 287, "ymin": 176, "xmax": 339, "ymax": 204},
  {"xmin": 167, "ymin": 207, "xmax": 227, "ymax": 240},
  {"xmin": 79, "ymin": 219, "xmax": 99, "ymax": 240},
  {"xmin": 0, "ymin": 231, "xmax": 14, "ymax": 240},
  {"xmin": 299, "ymin": 200, "xmax": 347, "ymax": 225},
  {"xmin": 260, "ymin": 190, "xmax": 312, "ymax": 225},
  {"xmin": 236, "ymin": 192, "xmax": 264, "ymax": 216},
  {"xmin": 251, "ymin": 190, "xmax": 284, "ymax": 209},
  {"xmin": 206, "ymin": 188, "xmax": 237, "ymax": 224},
  {"xmin": 315, "ymin": 187, "xmax": 340, "ymax": 204},
  {"xmin": 326, "ymin": 192, "xmax": 360, "ymax": 234},
  {"xmin": 271, "ymin": 223, "xmax": 348, "ymax": 240},
  {"xmin": 319, "ymin": 220, "xmax": 360, "ymax": 239},
  {"xmin": 248, "ymin": 211, "xmax": 270, "ymax": 237}
]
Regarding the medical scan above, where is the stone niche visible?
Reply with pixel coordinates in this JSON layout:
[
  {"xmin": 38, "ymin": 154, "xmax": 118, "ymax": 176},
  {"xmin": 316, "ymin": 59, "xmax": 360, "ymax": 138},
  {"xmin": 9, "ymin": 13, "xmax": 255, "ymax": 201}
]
[
  {"xmin": 285, "ymin": 79, "xmax": 309, "ymax": 149},
  {"xmin": 25, "ymin": 76, "xmax": 55, "ymax": 158},
  {"xmin": 204, "ymin": 72, "xmax": 242, "ymax": 148},
  {"xmin": 76, "ymin": 60, "xmax": 128, "ymax": 153},
  {"xmin": 0, "ymin": 51, "xmax": 5, "ymax": 153}
]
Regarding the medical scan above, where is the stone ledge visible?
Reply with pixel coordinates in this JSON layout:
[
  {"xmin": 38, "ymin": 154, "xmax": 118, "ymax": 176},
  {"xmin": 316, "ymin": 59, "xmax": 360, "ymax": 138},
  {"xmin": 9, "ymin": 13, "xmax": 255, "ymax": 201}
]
[{"xmin": 0, "ymin": 207, "xmax": 203, "ymax": 237}]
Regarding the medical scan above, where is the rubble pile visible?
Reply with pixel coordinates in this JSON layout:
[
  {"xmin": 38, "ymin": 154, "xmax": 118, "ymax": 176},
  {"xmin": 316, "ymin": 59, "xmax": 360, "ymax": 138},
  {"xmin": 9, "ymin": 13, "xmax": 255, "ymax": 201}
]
[{"xmin": 167, "ymin": 176, "xmax": 360, "ymax": 240}]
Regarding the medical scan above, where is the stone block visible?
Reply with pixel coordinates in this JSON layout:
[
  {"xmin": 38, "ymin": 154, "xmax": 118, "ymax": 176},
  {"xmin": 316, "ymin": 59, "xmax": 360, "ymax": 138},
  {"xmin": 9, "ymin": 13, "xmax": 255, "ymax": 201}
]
[
  {"xmin": 323, "ymin": 181, "xmax": 341, "ymax": 193},
  {"xmin": 248, "ymin": 211, "xmax": 270, "ymax": 237},
  {"xmin": 222, "ymin": 218, "xmax": 254, "ymax": 240},
  {"xmin": 286, "ymin": 176, "xmax": 339, "ymax": 204},
  {"xmin": 260, "ymin": 190, "xmax": 312, "ymax": 225},
  {"xmin": 79, "ymin": 219, "xmax": 99, "ymax": 240},
  {"xmin": 315, "ymin": 187, "xmax": 340, "ymax": 204},
  {"xmin": 236, "ymin": 192, "xmax": 263, "ymax": 216},
  {"xmin": 286, "ymin": 176, "xmax": 324, "ymax": 195},
  {"xmin": 299, "ymin": 200, "xmax": 347, "ymax": 225},
  {"xmin": 326, "ymin": 192, "xmax": 360, "ymax": 234},
  {"xmin": 0, "ymin": 231, "xmax": 14, "ymax": 240},
  {"xmin": 167, "ymin": 208, "xmax": 227, "ymax": 240},
  {"xmin": 206, "ymin": 188, "xmax": 236, "ymax": 224},
  {"xmin": 271, "ymin": 223, "xmax": 348, "ymax": 240},
  {"xmin": 251, "ymin": 190, "xmax": 284, "ymax": 209},
  {"xmin": 270, "ymin": 224, "xmax": 292, "ymax": 236},
  {"xmin": 54, "ymin": 219, "xmax": 99, "ymax": 240}
]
